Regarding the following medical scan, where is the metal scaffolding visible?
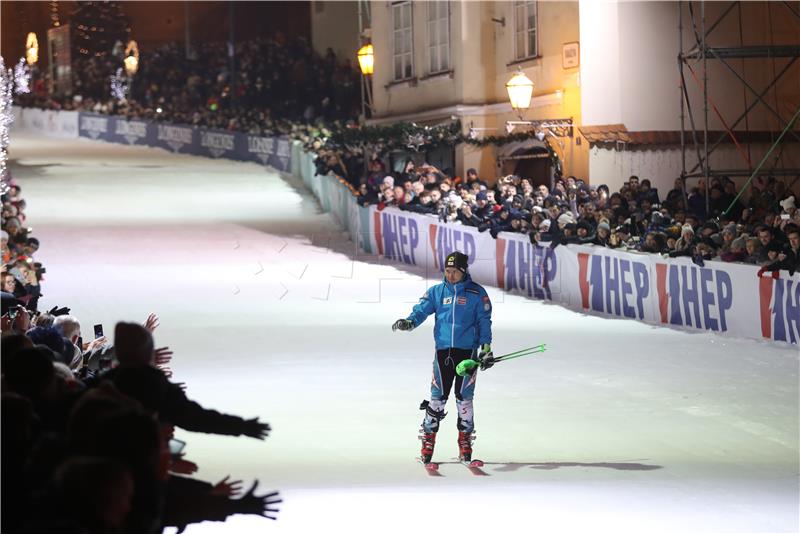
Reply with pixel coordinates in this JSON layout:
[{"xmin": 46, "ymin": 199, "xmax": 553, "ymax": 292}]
[{"xmin": 678, "ymin": 1, "xmax": 800, "ymax": 215}]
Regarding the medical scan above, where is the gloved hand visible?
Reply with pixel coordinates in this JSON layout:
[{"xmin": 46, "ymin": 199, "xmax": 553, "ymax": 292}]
[
  {"xmin": 392, "ymin": 319, "xmax": 414, "ymax": 332},
  {"xmin": 235, "ymin": 480, "xmax": 282, "ymax": 520},
  {"xmin": 48, "ymin": 305, "xmax": 71, "ymax": 316},
  {"xmin": 478, "ymin": 343, "xmax": 494, "ymax": 370},
  {"xmin": 242, "ymin": 417, "xmax": 271, "ymax": 440}
]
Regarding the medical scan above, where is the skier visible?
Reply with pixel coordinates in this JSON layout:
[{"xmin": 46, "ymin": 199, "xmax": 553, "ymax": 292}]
[{"xmin": 392, "ymin": 251, "xmax": 493, "ymax": 464}]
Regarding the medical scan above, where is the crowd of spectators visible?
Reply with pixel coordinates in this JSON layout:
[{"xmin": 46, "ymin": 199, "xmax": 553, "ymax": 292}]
[
  {"xmin": 356, "ymin": 160, "xmax": 800, "ymax": 275},
  {"xmin": 20, "ymin": 33, "xmax": 360, "ymax": 134},
  {"xmin": 2, "ymin": 178, "xmax": 281, "ymax": 533}
]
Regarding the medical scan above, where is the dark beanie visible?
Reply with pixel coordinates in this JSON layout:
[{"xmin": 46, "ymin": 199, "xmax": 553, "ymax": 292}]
[{"xmin": 445, "ymin": 252, "xmax": 469, "ymax": 273}]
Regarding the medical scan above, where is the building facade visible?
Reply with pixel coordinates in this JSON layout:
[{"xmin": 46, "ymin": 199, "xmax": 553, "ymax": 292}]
[{"xmin": 311, "ymin": 1, "xmax": 798, "ymax": 193}]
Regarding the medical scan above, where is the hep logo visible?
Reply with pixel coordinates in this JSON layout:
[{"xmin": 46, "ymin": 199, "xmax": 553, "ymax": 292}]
[
  {"xmin": 759, "ymin": 276, "xmax": 800, "ymax": 344},
  {"xmin": 578, "ymin": 253, "xmax": 649, "ymax": 319},
  {"xmin": 373, "ymin": 210, "xmax": 419, "ymax": 265},
  {"xmin": 495, "ymin": 238, "xmax": 556, "ymax": 299},
  {"xmin": 654, "ymin": 263, "xmax": 732, "ymax": 332}
]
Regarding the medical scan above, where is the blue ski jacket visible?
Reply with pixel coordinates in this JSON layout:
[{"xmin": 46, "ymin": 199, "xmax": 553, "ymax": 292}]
[{"xmin": 406, "ymin": 273, "xmax": 492, "ymax": 350}]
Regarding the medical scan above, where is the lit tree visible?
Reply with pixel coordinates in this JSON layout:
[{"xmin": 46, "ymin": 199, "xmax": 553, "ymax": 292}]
[{"xmin": 71, "ymin": 1, "xmax": 131, "ymax": 58}]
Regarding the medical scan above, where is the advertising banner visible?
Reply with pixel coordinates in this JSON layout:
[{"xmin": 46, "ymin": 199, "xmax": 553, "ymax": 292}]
[
  {"xmin": 73, "ymin": 112, "xmax": 291, "ymax": 172},
  {"xmin": 12, "ymin": 107, "xmax": 79, "ymax": 138},
  {"xmin": 360, "ymin": 206, "xmax": 798, "ymax": 345}
]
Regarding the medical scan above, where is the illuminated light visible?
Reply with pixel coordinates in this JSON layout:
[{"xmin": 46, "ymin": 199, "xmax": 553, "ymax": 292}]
[
  {"xmin": 156, "ymin": 107, "xmax": 163, "ymax": 114},
  {"xmin": 25, "ymin": 33, "xmax": 39, "ymax": 65},
  {"xmin": 506, "ymin": 67, "xmax": 534, "ymax": 112},
  {"xmin": 124, "ymin": 40, "xmax": 139, "ymax": 76},
  {"xmin": 357, "ymin": 43, "xmax": 374, "ymax": 75}
]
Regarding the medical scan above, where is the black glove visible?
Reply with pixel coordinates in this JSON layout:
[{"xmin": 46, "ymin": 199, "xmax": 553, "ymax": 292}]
[
  {"xmin": 242, "ymin": 417, "xmax": 271, "ymax": 440},
  {"xmin": 478, "ymin": 343, "xmax": 494, "ymax": 371},
  {"xmin": 48, "ymin": 305, "xmax": 71, "ymax": 316},
  {"xmin": 235, "ymin": 480, "xmax": 282, "ymax": 520},
  {"xmin": 392, "ymin": 319, "xmax": 414, "ymax": 332}
]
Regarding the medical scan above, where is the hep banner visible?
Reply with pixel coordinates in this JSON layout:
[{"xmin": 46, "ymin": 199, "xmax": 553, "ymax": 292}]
[{"xmin": 360, "ymin": 206, "xmax": 797, "ymax": 345}]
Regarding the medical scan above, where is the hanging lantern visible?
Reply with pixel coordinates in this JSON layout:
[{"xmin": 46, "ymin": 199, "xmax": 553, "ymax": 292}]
[
  {"xmin": 505, "ymin": 67, "xmax": 534, "ymax": 113},
  {"xmin": 357, "ymin": 43, "xmax": 374, "ymax": 76}
]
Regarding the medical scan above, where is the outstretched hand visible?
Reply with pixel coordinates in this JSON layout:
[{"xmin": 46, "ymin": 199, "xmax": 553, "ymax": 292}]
[
  {"xmin": 143, "ymin": 313, "xmax": 160, "ymax": 333},
  {"xmin": 154, "ymin": 346, "xmax": 173, "ymax": 365},
  {"xmin": 392, "ymin": 319, "xmax": 414, "ymax": 332},
  {"xmin": 212, "ymin": 475, "xmax": 244, "ymax": 497},
  {"xmin": 235, "ymin": 480, "xmax": 282, "ymax": 520},
  {"xmin": 242, "ymin": 417, "xmax": 271, "ymax": 440}
]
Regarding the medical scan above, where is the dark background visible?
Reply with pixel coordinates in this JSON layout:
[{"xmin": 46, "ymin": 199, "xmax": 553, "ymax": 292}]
[{"xmin": 1, "ymin": 1, "xmax": 311, "ymax": 68}]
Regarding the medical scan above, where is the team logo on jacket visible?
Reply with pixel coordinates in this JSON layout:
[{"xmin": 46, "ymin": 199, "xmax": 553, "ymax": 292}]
[
  {"xmin": 482, "ymin": 296, "xmax": 491, "ymax": 311},
  {"xmin": 443, "ymin": 297, "xmax": 452, "ymax": 305},
  {"xmin": 456, "ymin": 296, "xmax": 467, "ymax": 305}
]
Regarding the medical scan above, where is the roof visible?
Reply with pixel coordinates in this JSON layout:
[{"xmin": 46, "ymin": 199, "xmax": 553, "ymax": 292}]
[{"xmin": 578, "ymin": 124, "xmax": 800, "ymax": 146}]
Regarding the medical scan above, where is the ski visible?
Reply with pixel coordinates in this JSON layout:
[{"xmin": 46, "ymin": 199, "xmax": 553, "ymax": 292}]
[
  {"xmin": 417, "ymin": 457, "xmax": 442, "ymax": 476},
  {"xmin": 460, "ymin": 459, "xmax": 489, "ymax": 476}
]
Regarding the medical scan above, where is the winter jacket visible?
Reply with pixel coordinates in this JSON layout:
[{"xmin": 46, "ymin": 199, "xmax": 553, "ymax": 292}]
[{"xmin": 406, "ymin": 273, "xmax": 492, "ymax": 350}]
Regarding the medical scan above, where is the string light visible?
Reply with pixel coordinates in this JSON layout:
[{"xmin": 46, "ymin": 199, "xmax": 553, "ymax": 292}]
[
  {"xmin": 14, "ymin": 58, "xmax": 31, "ymax": 94},
  {"xmin": 110, "ymin": 67, "xmax": 128, "ymax": 102},
  {"xmin": 0, "ymin": 56, "xmax": 15, "ymax": 185}
]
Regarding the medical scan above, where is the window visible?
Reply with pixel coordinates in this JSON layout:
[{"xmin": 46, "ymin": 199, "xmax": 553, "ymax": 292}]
[
  {"xmin": 392, "ymin": 1, "xmax": 414, "ymax": 81},
  {"xmin": 513, "ymin": 0, "xmax": 538, "ymax": 61},
  {"xmin": 427, "ymin": 2, "xmax": 450, "ymax": 74}
]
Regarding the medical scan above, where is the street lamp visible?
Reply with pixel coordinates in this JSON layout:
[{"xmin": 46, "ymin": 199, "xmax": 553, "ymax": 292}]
[
  {"xmin": 505, "ymin": 67, "xmax": 534, "ymax": 119},
  {"xmin": 124, "ymin": 40, "xmax": 139, "ymax": 76},
  {"xmin": 357, "ymin": 43, "xmax": 374, "ymax": 75},
  {"xmin": 25, "ymin": 33, "xmax": 39, "ymax": 65},
  {"xmin": 357, "ymin": 43, "xmax": 374, "ymax": 119}
]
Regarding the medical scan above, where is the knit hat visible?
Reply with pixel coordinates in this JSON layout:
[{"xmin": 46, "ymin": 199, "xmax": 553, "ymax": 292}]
[
  {"xmin": 557, "ymin": 212, "xmax": 576, "ymax": 226},
  {"xmin": 114, "ymin": 322, "xmax": 154, "ymax": 365},
  {"xmin": 779, "ymin": 195, "xmax": 796, "ymax": 211},
  {"xmin": 444, "ymin": 252, "xmax": 469, "ymax": 274},
  {"xmin": 598, "ymin": 221, "xmax": 611, "ymax": 232},
  {"xmin": 476, "ymin": 190, "xmax": 488, "ymax": 201},
  {"xmin": 681, "ymin": 224, "xmax": 695, "ymax": 235},
  {"xmin": 539, "ymin": 219, "xmax": 552, "ymax": 232}
]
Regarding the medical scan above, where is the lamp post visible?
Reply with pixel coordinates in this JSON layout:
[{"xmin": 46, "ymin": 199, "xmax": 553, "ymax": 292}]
[
  {"xmin": 505, "ymin": 67, "xmax": 534, "ymax": 120},
  {"xmin": 357, "ymin": 43, "xmax": 374, "ymax": 119},
  {"xmin": 123, "ymin": 40, "xmax": 139, "ymax": 101}
]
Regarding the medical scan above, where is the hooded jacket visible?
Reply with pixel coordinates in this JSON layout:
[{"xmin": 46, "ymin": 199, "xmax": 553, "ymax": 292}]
[{"xmin": 406, "ymin": 272, "xmax": 492, "ymax": 350}]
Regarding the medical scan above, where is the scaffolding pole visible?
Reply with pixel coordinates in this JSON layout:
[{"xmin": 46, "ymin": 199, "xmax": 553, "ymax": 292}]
[{"xmin": 678, "ymin": 0, "xmax": 800, "ymax": 216}]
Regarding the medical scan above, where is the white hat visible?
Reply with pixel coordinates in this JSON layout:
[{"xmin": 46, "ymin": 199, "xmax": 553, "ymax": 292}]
[
  {"xmin": 557, "ymin": 212, "xmax": 575, "ymax": 226},
  {"xmin": 382, "ymin": 175, "xmax": 395, "ymax": 187},
  {"xmin": 780, "ymin": 195, "xmax": 796, "ymax": 211},
  {"xmin": 539, "ymin": 219, "xmax": 552, "ymax": 232},
  {"xmin": 682, "ymin": 224, "xmax": 694, "ymax": 235}
]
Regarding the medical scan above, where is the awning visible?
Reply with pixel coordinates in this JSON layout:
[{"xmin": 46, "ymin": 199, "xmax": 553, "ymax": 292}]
[{"xmin": 495, "ymin": 138, "xmax": 550, "ymax": 160}]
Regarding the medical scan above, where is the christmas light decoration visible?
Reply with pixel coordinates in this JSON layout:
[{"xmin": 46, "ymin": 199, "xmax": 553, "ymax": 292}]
[{"xmin": 14, "ymin": 58, "xmax": 31, "ymax": 94}]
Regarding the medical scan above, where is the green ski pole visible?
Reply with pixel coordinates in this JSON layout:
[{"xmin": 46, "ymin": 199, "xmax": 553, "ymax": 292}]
[{"xmin": 456, "ymin": 344, "xmax": 547, "ymax": 376}]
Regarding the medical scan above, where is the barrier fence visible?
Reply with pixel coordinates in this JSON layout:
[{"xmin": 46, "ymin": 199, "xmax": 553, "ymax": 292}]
[
  {"xmin": 291, "ymin": 140, "xmax": 799, "ymax": 346},
  {"xmin": 12, "ymin": 106, "xmax": 799, "ymax": 345}
]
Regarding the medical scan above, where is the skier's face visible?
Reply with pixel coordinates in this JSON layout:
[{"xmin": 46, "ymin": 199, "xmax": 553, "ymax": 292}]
[{"xmin": 444, "ymin": 267, "xmax": 464, "ymax": 284}]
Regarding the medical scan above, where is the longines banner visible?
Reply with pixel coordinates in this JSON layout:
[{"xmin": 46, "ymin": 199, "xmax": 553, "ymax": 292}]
[
  {"xmin": 70, "ymin": 112, "xmax": 292, "ymax": 172},
  {"xmin": 292, "ymin": 147, "xmax": 798, "ymax": 345}
]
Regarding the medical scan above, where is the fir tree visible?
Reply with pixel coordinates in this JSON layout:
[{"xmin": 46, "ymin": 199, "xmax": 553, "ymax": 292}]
[{"xmin": 71, "ymin": 1, "xmax": 131, "ymax": 58}]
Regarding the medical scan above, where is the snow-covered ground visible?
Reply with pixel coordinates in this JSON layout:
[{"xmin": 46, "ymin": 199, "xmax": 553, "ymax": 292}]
[{"xmin": 9, "ymin": 133, "xmax": 799, "ymax": 533}]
